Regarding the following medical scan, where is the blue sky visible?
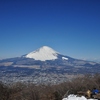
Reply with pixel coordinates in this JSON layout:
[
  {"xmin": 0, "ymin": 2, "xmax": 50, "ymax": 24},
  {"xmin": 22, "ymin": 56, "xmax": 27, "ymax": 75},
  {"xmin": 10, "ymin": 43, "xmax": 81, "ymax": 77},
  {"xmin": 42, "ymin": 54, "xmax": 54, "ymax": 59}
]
[{"xmin": 0, "ymin": 0, "xmax": 100, "ymax": 61}]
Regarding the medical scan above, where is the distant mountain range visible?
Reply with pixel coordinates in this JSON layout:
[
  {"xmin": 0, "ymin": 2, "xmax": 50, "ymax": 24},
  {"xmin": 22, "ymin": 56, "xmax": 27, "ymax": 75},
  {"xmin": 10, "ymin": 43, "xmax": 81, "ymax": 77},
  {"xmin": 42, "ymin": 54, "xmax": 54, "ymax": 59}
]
[{"xmin": 0, "ymin": 46, "xmax": 100, "ymax": 84}]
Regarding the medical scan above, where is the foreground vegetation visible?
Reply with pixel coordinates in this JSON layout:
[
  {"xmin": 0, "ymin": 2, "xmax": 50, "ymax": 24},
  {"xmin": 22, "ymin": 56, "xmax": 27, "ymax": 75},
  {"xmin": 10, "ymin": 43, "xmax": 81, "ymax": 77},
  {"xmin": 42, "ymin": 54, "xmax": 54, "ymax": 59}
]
[{"xmin": 0, "ymin": 74, "xmax": 100, "ymax": 100}]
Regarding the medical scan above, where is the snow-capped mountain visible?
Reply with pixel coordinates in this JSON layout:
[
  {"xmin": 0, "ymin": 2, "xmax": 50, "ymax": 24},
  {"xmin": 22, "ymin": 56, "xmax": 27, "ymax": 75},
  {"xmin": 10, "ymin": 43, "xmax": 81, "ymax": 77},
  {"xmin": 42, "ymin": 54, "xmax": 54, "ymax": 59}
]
[
  {"xmin": 25, "ymin": 46, "xmax": 68, "ymax": 61},
  {"xmin": 0, "ymin": 46, "xmax": 97, "ymax": 68}
]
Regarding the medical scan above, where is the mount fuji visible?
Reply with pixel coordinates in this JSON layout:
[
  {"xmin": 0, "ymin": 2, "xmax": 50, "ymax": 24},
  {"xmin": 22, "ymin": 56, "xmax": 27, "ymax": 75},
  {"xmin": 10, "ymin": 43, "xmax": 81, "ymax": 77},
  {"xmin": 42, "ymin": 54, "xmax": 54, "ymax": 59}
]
[
  {"xmin": 0, "ymin": 46, "xmax": 99, "ymax": 69},
  {"xmin": 0, "ymin": 46, "xmax": 100, "ymax": 84},
  {"xmin": 24, "ymin": 46, "xmax": 68, "ymax": 61}
]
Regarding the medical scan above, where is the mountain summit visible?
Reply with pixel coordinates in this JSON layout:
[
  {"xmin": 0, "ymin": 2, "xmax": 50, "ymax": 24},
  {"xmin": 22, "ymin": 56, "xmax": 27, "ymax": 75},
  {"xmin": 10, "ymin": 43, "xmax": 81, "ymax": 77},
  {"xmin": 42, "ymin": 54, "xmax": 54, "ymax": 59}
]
[{"xmin": 25, "ymin": 46, "xmax": 59, "ymax": 61}]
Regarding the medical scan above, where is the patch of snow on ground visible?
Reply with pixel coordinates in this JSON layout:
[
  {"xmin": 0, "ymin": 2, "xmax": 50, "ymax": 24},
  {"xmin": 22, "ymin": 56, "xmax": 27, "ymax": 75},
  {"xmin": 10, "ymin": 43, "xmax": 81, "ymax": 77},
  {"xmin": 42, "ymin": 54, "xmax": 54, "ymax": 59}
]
[{"xmin": 62, "ymin": 94, "xmax": 98, "ymax": 100}]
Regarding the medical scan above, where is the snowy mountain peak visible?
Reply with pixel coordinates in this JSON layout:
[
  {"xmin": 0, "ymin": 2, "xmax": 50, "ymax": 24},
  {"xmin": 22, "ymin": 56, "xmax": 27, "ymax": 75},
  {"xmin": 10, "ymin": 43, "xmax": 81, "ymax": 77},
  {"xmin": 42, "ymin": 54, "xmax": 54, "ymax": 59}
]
[{"xmin": 25, "ymin": 46, "xmax": 59, "ymax": 61}]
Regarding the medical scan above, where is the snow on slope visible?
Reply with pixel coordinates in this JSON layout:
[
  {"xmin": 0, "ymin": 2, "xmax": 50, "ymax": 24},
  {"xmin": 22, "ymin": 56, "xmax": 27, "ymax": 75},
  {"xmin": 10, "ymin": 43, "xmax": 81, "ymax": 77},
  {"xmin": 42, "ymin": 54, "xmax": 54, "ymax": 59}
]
[
  {"xmin": 62, "ymin": 57, "xmax": 68, "ymax": 60},
  {"xmin": 62, "ymin": 94, "xmax": 97, "ymax": 100},
  {"xmin": 25, "ymin": 46, "xmax": 59, "ymax": 61}
]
